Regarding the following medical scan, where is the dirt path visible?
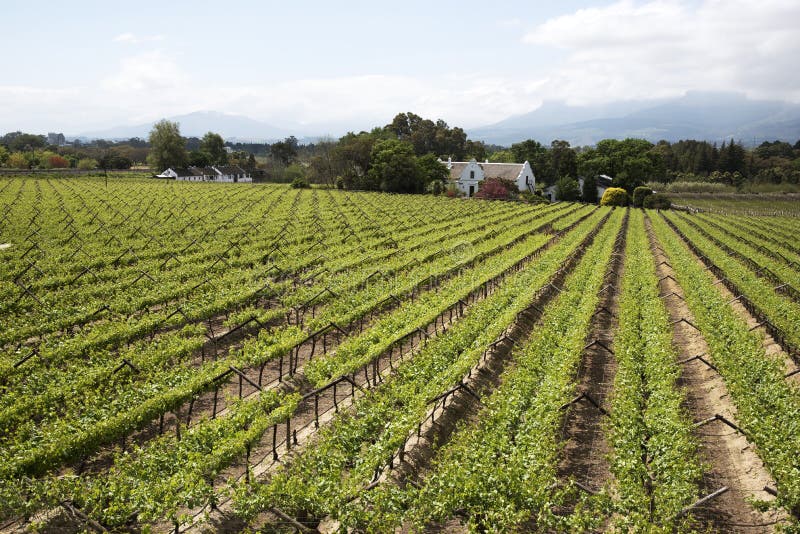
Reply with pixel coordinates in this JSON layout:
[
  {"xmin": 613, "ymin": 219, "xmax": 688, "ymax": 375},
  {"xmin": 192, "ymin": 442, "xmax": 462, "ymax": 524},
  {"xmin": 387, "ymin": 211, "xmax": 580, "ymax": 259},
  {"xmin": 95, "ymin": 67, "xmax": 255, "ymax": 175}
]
[
  {"xmin": 645, "ymin": 215, "xmax": 783, "ymax": 532},
  {"xmin": 556, "ymin": 211, "xmax": 627, "ymax": 504}
]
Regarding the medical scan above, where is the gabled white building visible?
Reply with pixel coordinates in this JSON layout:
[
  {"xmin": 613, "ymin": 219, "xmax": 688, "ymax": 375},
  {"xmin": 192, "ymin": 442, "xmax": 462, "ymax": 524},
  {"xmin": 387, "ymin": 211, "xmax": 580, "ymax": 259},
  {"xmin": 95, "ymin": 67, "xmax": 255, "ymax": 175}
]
[
  {"xmin": 442, "ymin": 158, "xmax": 535, "ymax": 197},
  {"xmin": 155, "ymin": 165, "xmax": 252, "ymax": 183}
]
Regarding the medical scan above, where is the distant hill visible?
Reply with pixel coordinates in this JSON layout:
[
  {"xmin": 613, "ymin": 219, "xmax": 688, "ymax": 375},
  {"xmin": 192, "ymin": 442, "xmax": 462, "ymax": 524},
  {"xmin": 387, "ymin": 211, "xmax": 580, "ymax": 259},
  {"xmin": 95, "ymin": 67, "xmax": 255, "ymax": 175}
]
[
  {"xmin": 470, "ymin": 92, "xmax": 800, "ymax": 146},
  {"xmin": 78, "ymin": 111, "xmax": 293, "ymax": 142}
]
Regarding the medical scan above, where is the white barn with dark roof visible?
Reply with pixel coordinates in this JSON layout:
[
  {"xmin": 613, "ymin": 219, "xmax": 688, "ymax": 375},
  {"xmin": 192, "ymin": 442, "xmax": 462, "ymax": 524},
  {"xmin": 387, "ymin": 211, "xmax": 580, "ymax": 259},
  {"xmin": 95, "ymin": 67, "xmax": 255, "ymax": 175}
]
[
  {"xmin": 443, "ymin": 158, "xmax": 535, "ymax": 197},
  {"xmin": 156, "ymin": 165, "xmax": 252, "ymax": 183}
]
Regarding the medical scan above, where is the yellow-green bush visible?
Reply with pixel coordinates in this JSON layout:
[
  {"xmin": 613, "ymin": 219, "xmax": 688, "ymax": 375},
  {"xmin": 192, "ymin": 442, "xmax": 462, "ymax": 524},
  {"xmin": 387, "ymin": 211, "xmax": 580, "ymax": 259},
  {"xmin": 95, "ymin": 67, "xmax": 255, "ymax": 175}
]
[{"xmin": 600, "ymin": 187, "xmax": 629, "ymax": 206}]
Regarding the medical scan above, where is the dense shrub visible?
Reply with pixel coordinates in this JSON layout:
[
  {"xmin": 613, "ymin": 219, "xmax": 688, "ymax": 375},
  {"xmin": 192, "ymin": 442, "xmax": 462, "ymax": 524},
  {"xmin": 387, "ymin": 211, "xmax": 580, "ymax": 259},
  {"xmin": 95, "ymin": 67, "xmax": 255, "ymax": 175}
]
[
  {"xmin": 6, "ymin": 152, "xmax": 29, "ymax": 169},
  {"xmin": 290, "ymin": 177, "xmax": 310, "ymax": 189},
  {"xmin": 632, "ymin": 186, "xmax": 654, "ymax": 207},
  {"xmin": 643, "ymin": 193, "xmax": 672, "ymax": 209},
  {"xmin": 555, "ymin": 177, "xmax": 581, "ymax": 201},
  {"xmin": 77, "ymin": 158, "xmax": 98, "ymax": 170},
  {"xmin": 46, "ymin": 155, "xmax": 70, "ymax": 169},
  {"xmin": 445, "ymin": 184, "xmax": 461, "ymax": 198},
  {"xmin": 426, "ymin": 180, "xmax": 447, "ymax": 195},
  {"xmin": 99, "ymin": 154, "xmax": 133, "ymax": 170},
  {"xmin": 519, "ymin": 190, "xmax": 549, "ymax": 204},
  {"xmin": 600, "ymin": 187, "xmax": 629, "ymax": 206}
]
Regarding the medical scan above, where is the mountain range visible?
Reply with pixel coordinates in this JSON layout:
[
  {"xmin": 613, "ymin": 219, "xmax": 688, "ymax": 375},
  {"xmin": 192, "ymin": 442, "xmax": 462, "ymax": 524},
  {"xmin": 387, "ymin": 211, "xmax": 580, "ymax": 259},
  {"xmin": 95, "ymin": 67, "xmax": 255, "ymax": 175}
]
[
  {"xmin": 73, "ymin": 92, "xmax": 800, "ymax": 147},
  {"xmin": 469, "ymin": 92, "xmax": 800, "ymax": 146}
]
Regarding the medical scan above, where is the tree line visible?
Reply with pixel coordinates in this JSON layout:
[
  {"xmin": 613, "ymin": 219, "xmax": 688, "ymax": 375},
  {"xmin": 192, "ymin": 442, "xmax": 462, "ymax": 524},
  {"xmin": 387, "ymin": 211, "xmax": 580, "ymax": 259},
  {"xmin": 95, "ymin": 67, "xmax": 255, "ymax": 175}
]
[{"xmin": 3, "ymin": 115, "xmax": 800, "ymax": 196}]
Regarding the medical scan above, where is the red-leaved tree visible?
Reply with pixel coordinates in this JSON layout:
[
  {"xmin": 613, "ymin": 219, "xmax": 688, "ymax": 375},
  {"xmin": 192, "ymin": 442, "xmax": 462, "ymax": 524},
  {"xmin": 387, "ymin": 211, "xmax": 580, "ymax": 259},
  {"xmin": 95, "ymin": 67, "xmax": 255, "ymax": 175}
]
[
  {"xmin": 475, "ymin": 178, "xmax": 514, "ymax": 199},
  {"xmin": 48, "ymin": 155, "xmax": 70, "ymax": 168}
]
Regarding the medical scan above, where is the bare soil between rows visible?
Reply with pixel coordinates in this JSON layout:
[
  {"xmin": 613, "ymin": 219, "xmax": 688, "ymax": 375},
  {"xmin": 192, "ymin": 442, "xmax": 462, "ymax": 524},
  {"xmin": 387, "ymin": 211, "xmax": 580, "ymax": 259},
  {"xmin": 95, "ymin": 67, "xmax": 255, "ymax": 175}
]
[{"xmin": 646, "ymin": 214, "xmax": 784, "ymax": 532}]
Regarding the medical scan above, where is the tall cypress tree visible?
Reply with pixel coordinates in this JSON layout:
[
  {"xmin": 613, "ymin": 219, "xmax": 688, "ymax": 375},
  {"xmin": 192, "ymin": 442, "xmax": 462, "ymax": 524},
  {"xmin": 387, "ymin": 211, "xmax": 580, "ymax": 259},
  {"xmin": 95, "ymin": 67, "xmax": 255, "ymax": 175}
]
[
  {"xmin": 581, "ymin": 174, "xmax": 598, "ymax": 203},
  {"xmin": 717, "ymin": 140, "xmax": 729, "ymax": 172}
]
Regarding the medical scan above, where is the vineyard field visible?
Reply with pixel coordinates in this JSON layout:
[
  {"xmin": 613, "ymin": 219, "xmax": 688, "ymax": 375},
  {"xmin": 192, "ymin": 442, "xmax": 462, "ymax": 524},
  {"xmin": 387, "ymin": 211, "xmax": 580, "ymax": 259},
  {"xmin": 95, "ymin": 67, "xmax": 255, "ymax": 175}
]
[{"xmin": 2, "ymin": 175, "xmax": 800, "ymax": 533}]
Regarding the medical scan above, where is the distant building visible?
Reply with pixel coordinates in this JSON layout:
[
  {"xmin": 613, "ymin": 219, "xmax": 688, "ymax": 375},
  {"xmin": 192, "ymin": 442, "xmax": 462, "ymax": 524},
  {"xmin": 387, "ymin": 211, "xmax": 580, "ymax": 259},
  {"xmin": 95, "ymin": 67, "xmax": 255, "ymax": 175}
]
[
  {"xmin": 544, "ymin": 174, "xmax": 613, "ymax": 202},
  {"xmin": 47, "ymin": 132, "xmax": 66, "ymax": 146},
  {"xmin": 442, "ymin": 158, "xmax": 535, "ymax": 197},
  {"xmin": 212, "ymin": 165, "xmax": 252, "ymax": 182},
  {"xmin": 155, "ymin": 165, "xmax": 252, "ymax": 182},
  {"xmin": 155, "ymin": 168, "xmax": 195, "ymax": 180}
]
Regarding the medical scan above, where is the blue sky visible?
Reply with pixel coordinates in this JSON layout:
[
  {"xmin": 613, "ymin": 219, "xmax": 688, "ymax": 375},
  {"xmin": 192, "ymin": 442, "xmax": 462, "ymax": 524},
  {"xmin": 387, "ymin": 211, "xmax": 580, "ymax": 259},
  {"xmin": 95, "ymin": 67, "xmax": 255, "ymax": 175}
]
[{"xmin": 1, "ymin": 0, "xmax": 798, "ymax": 134}]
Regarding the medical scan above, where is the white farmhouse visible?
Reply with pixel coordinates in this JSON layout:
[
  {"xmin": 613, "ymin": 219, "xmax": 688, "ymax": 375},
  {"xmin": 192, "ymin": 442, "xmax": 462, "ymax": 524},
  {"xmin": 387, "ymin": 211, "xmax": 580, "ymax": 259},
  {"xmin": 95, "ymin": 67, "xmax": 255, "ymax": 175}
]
[
  {"xmin": 212, "ymin": 165, "xmax": 252, "ymax": 183},
  {"xmin": 443, "ymin": 158, "xmax": 535, "ymax": 197},
  {"xmin": 156, "ymin": 165, "xmax": 252, "ymax": 183}
]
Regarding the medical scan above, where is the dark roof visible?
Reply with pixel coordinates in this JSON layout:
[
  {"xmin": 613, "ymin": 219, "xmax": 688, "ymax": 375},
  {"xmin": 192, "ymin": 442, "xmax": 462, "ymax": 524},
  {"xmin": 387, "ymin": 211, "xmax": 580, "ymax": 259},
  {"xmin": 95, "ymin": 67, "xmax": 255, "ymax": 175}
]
[
  {"xmin": 448, "ymin": 162, "xmax": 469, "ymax": 180},
  {"xmin": 215, "ymin": 165, "xmax": 247, "ymax": 176},
  {"xmin": 479, "ymin": 163, "xmax": 525, "ymax": 181},
  {"xmin": 171, "ymin": 168, "xmax": 196, "ymax": 177},
  {"xmin": 596, "ymin": 175, "xmax": 613, "ymax": 187},
  {"xmin": 188, "ymin": 166, "xmax": 209, "ymax": 176},
  {"xmin": 447, "ymin": 161, "xmax": 525, "ymax": 181}
]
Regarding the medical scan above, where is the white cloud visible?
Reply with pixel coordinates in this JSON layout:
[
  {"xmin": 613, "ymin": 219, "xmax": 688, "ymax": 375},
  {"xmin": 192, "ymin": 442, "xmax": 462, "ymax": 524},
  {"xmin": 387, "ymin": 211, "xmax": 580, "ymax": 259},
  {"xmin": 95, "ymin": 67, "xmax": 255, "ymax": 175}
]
[
  {"xmin": 523, "ymin": 0, "xmax": 800, "ymax": 105},
  {"xmin": 113, "ymin": 32, "xmax": 164, "ymax": 44},
  {"xmin": 101, "ymin": 51, "xmax": 187, "ymax": 93}
]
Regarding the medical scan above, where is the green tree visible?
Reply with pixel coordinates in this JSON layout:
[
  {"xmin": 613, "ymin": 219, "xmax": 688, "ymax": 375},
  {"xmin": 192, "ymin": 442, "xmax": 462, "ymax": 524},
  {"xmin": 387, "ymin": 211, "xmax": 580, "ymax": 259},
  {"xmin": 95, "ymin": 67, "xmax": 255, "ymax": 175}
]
[
  {"xmin": 200, "ymin": 132, "xmax": 228, "ymax": 165},
  {"xmin": 550, "ymin": 140, "xmax": 577, "ymax": 178},
  {"xmin": 754, "ymin": 141, "xmax": 794, "ymax": 160},
  {"xmin": 554, "ymin": 176, "xmax": 581, "ymax": 201},
  {"xmin": 247, "ymin": 153, "xmax": 257, "ymax": 170},
  {"xmin": 581, "ymin": 174, "xmax": 598, "ymax": 203},
  {"xmin": 464, "ymin": 140, "xmax": 487, "ymax": 161},
  {"xmin": 724, "ymin": 140, "xmax": 747, "ymax": 174},
  {"xmin": 188, "ymin": 150, "xmax": 211, "ymax": 167},
  {"xmin": 488, "ymin": 150, "xmax": 515, "ymax": 163},
  {"xmin": 366, "ymin": 139, "xmax": 423, "ymax": 193},
  {"xmin": 6, "ymin": 152, "xmax": 29, "ymax": 169},
  {"xmin": 416, "ymin": 153, "xmax": 449, "ymax": 185},
  {"xmin": 99, "ymin": 153, "xmax": 133, "ymax": 170},
  {"xmin": 511, "ymin": 139, "xmax": 554, "ymax": 184},
  {"xmin": 616, "ymin": 156, "xmax": 651, "ymax": 191},
  {"xmin": 717, "ymin": 140, "xmax": 729, "ymax": 172},
  {"xmin": 651, "ymin": 141, "xmax": 676, "ymax": 180},
  {"xmin": 0, "ymin": 145, "xmax": 8, "ymax": 165},
  {"xmin": 577, "ymin": 152, "xmax": 610, "ymax": 178},
  {"xmin": 632, "ymin": 186, "xmax": 653, "ymax": 208},
  {"xmin": 147, "ymin": 120, "xmax": 187, "ymax": 171},
  {"xmin": 333, "ymin": 131, "xmax": 386, "ymax": 188},
  {"xmin": 386, "ymin": 112, "xmax": 468, "ymax": 159},
  {"xmin": 285, "ymin": 163, "xmax": 306, "ymax": 183},
  {"xmin": 270, "ymin": 136, "xmax": 298, "ymax": 165},
  {"xmin": 77, "ymin": 158, "xmax": 97, "ymax": 170},
  {"xmin": 307, "ymin": 137, "xmax": 340, "ymax": 186},
  {"xmin": 3, "ymin": 132, "xmax": 46, "ymax": 151}
]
